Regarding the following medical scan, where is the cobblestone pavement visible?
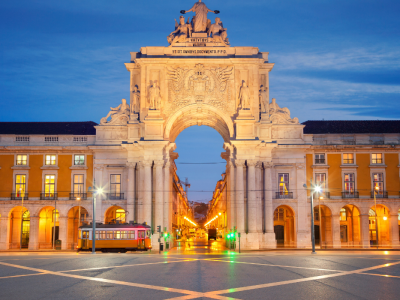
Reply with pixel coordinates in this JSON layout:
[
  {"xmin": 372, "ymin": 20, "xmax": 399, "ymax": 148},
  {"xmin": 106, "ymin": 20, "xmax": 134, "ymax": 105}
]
[{"xmin": 1, "ymin": 239, "xmax": 400, "ymax": 299}]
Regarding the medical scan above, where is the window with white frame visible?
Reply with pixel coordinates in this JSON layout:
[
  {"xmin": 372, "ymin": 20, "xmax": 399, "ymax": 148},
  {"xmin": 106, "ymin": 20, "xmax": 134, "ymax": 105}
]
[
  {"xmin": 278, "ymin": 173, "xmax": 289, "ymax": 195},
  {"xmin": 44, "ymin": 175, "xmax": 56, "ymax": 197},
  {"xmin": 372, "ymin": 173, "xmax": 384, "ymax": 194},
  {"xmin": 344, "ymin": 173, "xmax": 355, "ymax": 193},
  {"xmin": 15, "ymin": 175, "xmax": 26, "ymax": 197},
  {"xmin": 371, "ymin": 153, "xmax": 383, "ymax": 164},
  {"xmin": 343, "ymin": 153, "xmax": 354, "ymax": 164},
  {"xmin": 73, "ymin": 174, "xmax": 84, "ymax": 194},
  {"xmin": 45, "ymin": 155, "xmax": 56, "ymax": 165},
  {"xmin": 110, "ymin": 175, "xmax": 121, "ymax": 196},
  {"xmin": 16, "ymin": 155, "xmax": 27, "ymax": 165},
  {"xmin": 315, "ymin": 153, "xmax": 325, "ymax": 164},
  {"xmin": 315, "ymin": 173, "xmax": 326, "ymax": 191},
  {"xmin": 74, "ymin": 155, "xmax": 85, "ymax": 165}
]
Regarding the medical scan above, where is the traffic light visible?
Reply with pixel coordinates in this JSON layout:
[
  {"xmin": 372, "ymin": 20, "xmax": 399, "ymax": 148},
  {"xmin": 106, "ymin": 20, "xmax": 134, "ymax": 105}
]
[{"xmin": 157, "ymin": 225, "xmax": 161, "ymax": 233}]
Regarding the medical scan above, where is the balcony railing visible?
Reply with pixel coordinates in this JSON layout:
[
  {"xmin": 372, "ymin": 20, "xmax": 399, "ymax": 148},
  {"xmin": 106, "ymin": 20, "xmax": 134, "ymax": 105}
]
[
  {"xmin": 69, "ymin": 193, "xmax": 88, "ymax": 200},
  {"xmin": 342, "ymin": 191, "xmax": 359, "ymax": 198},
  {"xmin": 106, "ymin": 193, "xmax": 124, "ymax": 200},
  {"xmin": 371, "ymin": 191, "xmax": 388, "ymax": 198},
  {"xmin": 40, "ymin": 193, "xmax": 58, "ymax": 200},
  {"xmin": 275, "ymin": 192, "xmax": 293, "ymax": 199},
  {"xmin": 11, "ymin": 193, "xmax": 29, "ymax": 200}
]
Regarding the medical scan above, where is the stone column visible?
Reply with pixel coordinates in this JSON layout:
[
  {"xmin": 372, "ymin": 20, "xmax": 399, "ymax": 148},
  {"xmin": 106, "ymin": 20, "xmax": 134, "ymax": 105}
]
[
  {"xmin": 247, "ymin": 160, "xmax": 257, "ymax": 233},
  {"xmin": 390, "ymin": 213, "xmax": 400, "ymax": 248},
  {"xmin": 154, "ymin": 161, "xmax": 164, "ymax": 230},
  {"xmin": 331, "ymin": 214, "xmax": 341, "ymax": 248},
  {"xmin": 163, "ymin": 161, "xmax": 171, "ymax": 232},
  {"xmin": 137, "ymin": 162, "xmax": 144, "ymax": 223},
  {"xmin": 228, "ymin": 161, "xmax": 236, "ymax": 230},
  {"xmin": 126, "ymin": 162, "xmax": 136, "ymax": 222},
  {"xmin": 263, "ymin": 162, "xmax": 276, "ymax": 247},
  {"xmin": 0, "ymin": 216, "xmax": 10, "ymax": 250},
  {"xmin": 142, "ymin": 161, "xmax": 153, "ymax": 226},
  {"xmin": 58, "ymin": 216, "xmax": 68, "ymax": 250},
  {"xmin": 28, "ymin": 216, "xmax": 40, "ymax": 250},
  {"xmin": 235, "ymin": 159, "xmax": 245, "ymax": 233},
  {"xmin": 255, "ymin": 162, "xmax": 263, "ymax": 233},
  {"xmin": 296, "ymin": 164, "xmax": 309, "ymax": 248},
  {"xmin": 359, "ymin": 214, "xmax": 371, "ymax": 248}
]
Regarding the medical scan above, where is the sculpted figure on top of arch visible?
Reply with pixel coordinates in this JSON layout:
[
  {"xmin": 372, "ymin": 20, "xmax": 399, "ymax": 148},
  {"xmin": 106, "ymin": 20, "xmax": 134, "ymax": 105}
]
[
  {"xmin": 166, "ymin": 64, "xmax": 233, "ymax": 114},
  {"xmin": 100, "ymin": 98, "xmax": 130, "ymax": 125},
  {"xmin": 208, "ymin": 17, "xmax": 229, "ymax": 46},
  {"xmin": 168, "ymin": 16, "xmax": 192, "ymax": 46},
  {"xmin": 180, "ymin": 0, "xmax": 219, "ymax": 33},
  {"xmin": 269, "ymin": 98, "xmax": 299, "ymax": 124}
]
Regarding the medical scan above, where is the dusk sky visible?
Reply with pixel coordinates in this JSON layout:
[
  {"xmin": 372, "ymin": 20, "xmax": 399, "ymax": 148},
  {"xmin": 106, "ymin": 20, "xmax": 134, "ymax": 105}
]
[{"xmin": 1, "ymin": 0, "xmax": 399, "ymax": 202}]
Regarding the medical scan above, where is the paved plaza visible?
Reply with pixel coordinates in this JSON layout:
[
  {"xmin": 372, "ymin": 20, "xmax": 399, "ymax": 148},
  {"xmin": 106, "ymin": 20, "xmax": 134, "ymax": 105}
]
[{"xmin": 1, "ymin": 239, "xmax": 400, "ymax": 299}]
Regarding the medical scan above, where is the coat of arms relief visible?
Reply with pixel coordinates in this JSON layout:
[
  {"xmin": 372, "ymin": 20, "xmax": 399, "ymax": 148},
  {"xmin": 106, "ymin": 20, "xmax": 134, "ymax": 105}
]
[{"xmin": 166, "ymin": 64, "xmax": 234, "ymax": 114}]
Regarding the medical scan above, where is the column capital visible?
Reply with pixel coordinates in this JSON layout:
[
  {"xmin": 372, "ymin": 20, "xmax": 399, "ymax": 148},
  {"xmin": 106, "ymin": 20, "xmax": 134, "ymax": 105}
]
[
  {"xmin": 94, "ymin": 165, "xmax": 104, "ymax": 171},
  {"xmin": 126, "ymin": 162, "xmax": 136, "ymax": 168},
  {"xmin": 235, "ymin": 159, "xmax": 245, "ymax": 167},
  {"xmin": 263, "ymin": 162, "xmax": 273, "ymax": 168},
  {"xmin": 247, "ymin": 160, "xmax": 258, "ymax": 167},
  {"xmin": 164, "ymin": 161, "xmax": 171, "ymax": 168},
  {"xmin": 255, "ymin": 161, "xmax": 263, "ymax": 168},
  {"xmin": 296, "ymin": 163, "xmax": 305, "ymax": 170},
  {"xmin": 142, "ymin": 161, "xmax": 153, "ymax": 167},
  {"xmin": 154, "ymin": 160, "xmax": 164, "ymax": 167}
]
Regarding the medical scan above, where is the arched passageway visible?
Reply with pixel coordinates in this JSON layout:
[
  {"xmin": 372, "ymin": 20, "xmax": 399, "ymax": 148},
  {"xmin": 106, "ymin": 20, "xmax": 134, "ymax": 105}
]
[
  {"xmin": 105, "ymin": 206, "xmax": 126, "ymax": 224},
  {"xmin": 38, "ymin": 206, "xmax": 59, "ymax": 249},
  {"xmin": 274, "ymin": 205, "xmax": 295, "ymax": 247},
  {"xmin": 339, "ymin": 205, "xmax": 361, "ymax": 247},
  {"xmin": 67, "ymin": 206, "xmax": 89, "ymax": 250},
  {"xmin": 8, "ymin": 206, "xmax": 30, "ymax": 249},
  {"xmin": 369, "ymin": 204, "xmax": 391, "ymax": 246},
  {"xmin": 313, "ymin": 205, "xmax": 333, "ymax": 248}
]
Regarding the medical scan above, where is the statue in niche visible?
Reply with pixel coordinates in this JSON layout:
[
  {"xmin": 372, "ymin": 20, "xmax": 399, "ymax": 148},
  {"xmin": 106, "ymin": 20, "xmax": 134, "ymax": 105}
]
[
  {"xmin": 100, "ymin": 99, "xmax": 130, "ymax": 125},
  {"xmin": 207, "ymin": 17, "xmax": 229, "ymax": 45},
  {"xmin": 238, "ymin": 80, "xmax": 250, "ymax": 110},
  {"xmin": 180, "ymin": 0, "xmax": 219, "ymax": 33},
  {"xmin": 148, "ymin": 81, "xmax": 162, "ymax": 110},
  {"xmin": 269, "ymin": 98, "xmax": 299, "ymax": 124},
  {"xmin": 131, "ymin": 85, "xmax": 140, "ymax": 113},
  {"xmin": 168, "ymin": 16, "xmax": 192, "ymax": 45},
  {"xmin": 259, "ymin": 85, "xmax": 269, "ymax": 114}
]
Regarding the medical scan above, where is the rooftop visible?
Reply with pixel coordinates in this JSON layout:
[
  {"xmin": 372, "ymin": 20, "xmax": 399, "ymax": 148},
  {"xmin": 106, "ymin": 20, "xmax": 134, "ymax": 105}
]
[
  {"xmin": 0, "ymin": 121, "xmax": 97, "ymax": 135},
  {"xmin": 302, "ymin": 120, "xmax": 400, "ymax": 134}
]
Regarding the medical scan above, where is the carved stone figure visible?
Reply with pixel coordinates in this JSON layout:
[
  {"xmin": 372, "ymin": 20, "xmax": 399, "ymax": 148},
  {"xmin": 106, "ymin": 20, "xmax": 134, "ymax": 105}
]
[
  {"xmin": 100, "ymin": 99, "xmax": 130, "ymax": 125},
  {"xmin": 259, "ymin": 86, "xmax": 269, "ymax": 113},
  {"xmin": 269, "ymin": 98, "xmax": 299, "ymax": 124},
  {"xmin": 168, "ymin": 16, "xmax": 192, "ymax": 45},
  {"xmin": 238, "ymin": 81, "xmax": 250, "ymax": 110},
  {"xmin": 148, "ymin": 82, "xmax": 162, "ymax": 110},
  {"xmin": 181, "ymin": 0, "xmax": 219, "ymax": 33},
  {"xmin": 207, "ymin": 17, "xmax": 229, "ymax": 45},
  {"xmin": 131, "ymin": 86, "xmax": 140, "ymax": 113}
]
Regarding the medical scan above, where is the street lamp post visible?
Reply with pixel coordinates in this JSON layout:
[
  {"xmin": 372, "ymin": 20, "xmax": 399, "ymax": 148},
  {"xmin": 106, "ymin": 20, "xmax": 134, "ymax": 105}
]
[
  {"xmin": 91, "ymin": 180, "xmax": 103, "ymax": 255},
  {"xmin": 304, "ymin": 182, "xmax": 321, "ymax": 254},
  {"xmin": 19, "ymin": 188, "xmax": 24, "ymax": 251},
  {"xmin": 374, "ymin": 186, "xmax": 379, "ymax": 249}
]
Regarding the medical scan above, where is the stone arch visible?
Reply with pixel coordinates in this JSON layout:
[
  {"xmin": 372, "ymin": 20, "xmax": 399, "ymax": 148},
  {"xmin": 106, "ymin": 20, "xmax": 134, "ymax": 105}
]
[
  {"xmin": 8, "ymin": 206, "xmax": 30, "ymax": 249},
  {"xmin": 105, "ymin": 205, "xmax": 126, "ymax": 224},
  {"xmin": 38, "ymin": 206, "xmax": 59, "ymax": 249},
  {"xmin": 67, "ymin": 206, "xmax": 90, "ymax": 250},
  {"xmin": 368, "ymin": 204, "xmax": 391, "ymax": 246},
  {"xmin": 273, "ymin": 205, "xmax": 296, "ymax": 247},
  {"xmin": 312, "ymin": 204, "xmax": 332, "ymax": 248},
  {"xmin": 339, "ymin": 204, "xmax": 361, "ymax": 247},
  {"xmin": 164, "ymin": 104, "xmax": 234, "ymax": 142}
]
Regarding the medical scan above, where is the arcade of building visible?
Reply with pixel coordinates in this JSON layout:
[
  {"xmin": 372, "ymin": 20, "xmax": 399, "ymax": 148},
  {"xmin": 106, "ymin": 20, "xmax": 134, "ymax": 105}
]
[{"xmin": 1, "ymin": 2, "xmax": 400, "ymax": 250}]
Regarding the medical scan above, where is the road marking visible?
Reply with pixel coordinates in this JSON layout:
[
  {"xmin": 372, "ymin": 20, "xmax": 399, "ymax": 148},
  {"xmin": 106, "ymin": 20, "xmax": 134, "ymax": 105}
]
[
  {"xmin": 59, "ymin": 259, "xmax": 199, "ymax": 273},
  {"xmin": 0, "ymin": 273, "xmax": 46, "ymax": 279},
  {"xmin": 360, "ymin": 272, "xmax": 400, "ymax": 279},
  {"xmin": 202, "ymin": 259, "xmax": 344, "ymax": 272}
]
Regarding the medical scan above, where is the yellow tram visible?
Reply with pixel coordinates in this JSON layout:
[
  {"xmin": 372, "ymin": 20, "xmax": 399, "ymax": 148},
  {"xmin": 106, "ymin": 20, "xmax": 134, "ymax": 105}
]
[{"xmin": 78, "ymin": 222, "xmax": 152, "ymax": 252}]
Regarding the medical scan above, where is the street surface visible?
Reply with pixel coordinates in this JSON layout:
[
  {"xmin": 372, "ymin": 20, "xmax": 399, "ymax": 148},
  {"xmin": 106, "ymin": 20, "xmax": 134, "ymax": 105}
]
[{"xmin": 1, "ymin": 237, "xmax": 400, "ymax": 299}]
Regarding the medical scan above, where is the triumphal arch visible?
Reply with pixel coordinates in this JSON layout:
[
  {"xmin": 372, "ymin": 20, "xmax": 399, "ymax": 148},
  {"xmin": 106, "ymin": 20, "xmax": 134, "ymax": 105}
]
[{"xmin": 95, "ymin": 1, "xmax": 309, "ymax": 249}]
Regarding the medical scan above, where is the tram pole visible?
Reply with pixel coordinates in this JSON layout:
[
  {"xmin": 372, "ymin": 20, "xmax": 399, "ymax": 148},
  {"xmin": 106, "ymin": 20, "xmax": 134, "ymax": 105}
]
[
  {"xmin": 53, "ymin": 199, "xmax": 56, "ymax": 250},
  {"xmin": 92, "ymin": 179, "xmax": 96, "ymax": 254},
  {"xmin": 19, "ymin": 190, "xmax": 24, "ymax": 251}
]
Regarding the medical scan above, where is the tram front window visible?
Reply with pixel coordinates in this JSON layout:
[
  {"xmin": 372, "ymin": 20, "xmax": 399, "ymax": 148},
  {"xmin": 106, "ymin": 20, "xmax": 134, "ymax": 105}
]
[
  {"xmin": 82, "ymin": 231, "xmax": 89, "ymax": 239},
  {"xmin": 146, "ymin": 230, "xmax": 151, "ymax": 237}
]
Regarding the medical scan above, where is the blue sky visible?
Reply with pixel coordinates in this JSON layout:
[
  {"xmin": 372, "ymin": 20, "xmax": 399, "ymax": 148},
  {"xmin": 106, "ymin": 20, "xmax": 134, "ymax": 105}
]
[{"xmin": 1, "ymin": 0, "xmax": 399, "ymax": 201}]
